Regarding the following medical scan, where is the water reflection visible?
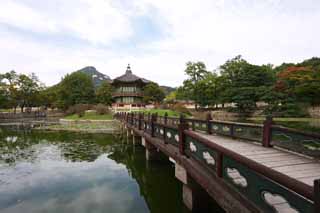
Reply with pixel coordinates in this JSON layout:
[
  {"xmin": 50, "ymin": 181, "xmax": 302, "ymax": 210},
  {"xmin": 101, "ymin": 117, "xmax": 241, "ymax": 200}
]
[{"xmin": 0, "ymin": 130, "xmax": 189, "ymax": 213}]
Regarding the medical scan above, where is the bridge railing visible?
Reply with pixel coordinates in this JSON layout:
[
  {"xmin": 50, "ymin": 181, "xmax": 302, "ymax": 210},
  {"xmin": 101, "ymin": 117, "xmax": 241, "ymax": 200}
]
[
  {"xmin": 115, "ymin": 112, "xmax": 320, "ymax": 212},
  {"xmin": 271, "ymin": 125, "xmax": 320, "ymax": 158},
  {"xmin": 115, "ymin": 112, "xmax": 320, "ymax": 155},
  {"xmin": 184, "ymin": 129, "xmax": 315, "ymax": 213}
]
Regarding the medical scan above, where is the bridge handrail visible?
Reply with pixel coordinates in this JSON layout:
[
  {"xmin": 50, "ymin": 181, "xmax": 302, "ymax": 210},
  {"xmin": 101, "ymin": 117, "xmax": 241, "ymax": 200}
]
[
  {"xmin": 184, "ymin": 129, "xmax": 314, "ymax": 201},
  {"xmin": 115, "ymin": 112, "xmax": 320, "ymax": 157}
]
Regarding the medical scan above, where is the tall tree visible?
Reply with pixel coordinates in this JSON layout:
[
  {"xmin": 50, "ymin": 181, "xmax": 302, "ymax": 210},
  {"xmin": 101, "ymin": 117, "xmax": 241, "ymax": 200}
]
[
  {"xmin": 143, "ymin": 83, "xmax": 165, "ymax": 104},
  {"xmin": 182, "ymin": 61, "xmax": 209, "ymax": 109},
  {"xmin": 96, "ymin": 81, "xmax": 113, "ymax": 106},
  {"xmin": 57, "ymin": 72, "xmax": 95, "ymax": 109},
  {"xmin": 220, "ymin": 56, "xmax": 274, "ymax": 112}
]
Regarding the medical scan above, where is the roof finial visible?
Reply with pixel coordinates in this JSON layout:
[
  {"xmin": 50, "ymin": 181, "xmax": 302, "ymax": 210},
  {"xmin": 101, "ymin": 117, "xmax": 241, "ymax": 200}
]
[{"xmin": 126, "ymin": 63, "xmax": 132, "ymax": 74}]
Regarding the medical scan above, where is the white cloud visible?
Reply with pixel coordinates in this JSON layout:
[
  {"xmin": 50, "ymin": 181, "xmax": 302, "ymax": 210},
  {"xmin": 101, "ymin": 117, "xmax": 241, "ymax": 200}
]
[{"xmin": 0, "ymin": 0, "xmax": 320, "ymax": 87}]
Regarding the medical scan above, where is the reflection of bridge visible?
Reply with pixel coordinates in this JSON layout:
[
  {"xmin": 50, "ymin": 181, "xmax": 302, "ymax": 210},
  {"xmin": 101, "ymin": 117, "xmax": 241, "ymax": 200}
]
[{"xmin": 115, "ymin": 112, "xmax": 320, "ymax": 213}]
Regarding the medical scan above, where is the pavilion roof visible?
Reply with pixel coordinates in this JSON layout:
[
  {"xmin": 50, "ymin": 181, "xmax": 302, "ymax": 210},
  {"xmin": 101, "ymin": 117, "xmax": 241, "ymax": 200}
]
[{"xmin": 112, "ymin": 64, "xmax": 150, "ymax": 84}]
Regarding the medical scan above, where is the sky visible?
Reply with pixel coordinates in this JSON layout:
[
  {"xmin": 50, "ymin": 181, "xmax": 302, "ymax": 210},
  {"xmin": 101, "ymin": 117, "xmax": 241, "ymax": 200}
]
[{"xmin": 0, "ymin": 0, "xmax": 319, "ymax": 87}]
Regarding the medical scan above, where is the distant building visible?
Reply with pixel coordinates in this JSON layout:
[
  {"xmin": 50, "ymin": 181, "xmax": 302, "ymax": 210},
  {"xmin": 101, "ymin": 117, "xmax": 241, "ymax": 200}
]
[{"xmin": 111, "ymin": 64, "xmax": 150, "ymax": 109}]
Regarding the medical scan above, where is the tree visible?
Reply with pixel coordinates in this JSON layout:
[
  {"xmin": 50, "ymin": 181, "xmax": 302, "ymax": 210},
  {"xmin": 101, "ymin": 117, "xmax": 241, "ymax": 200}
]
[
  {"xmin": 2, "ymin": 71, "xmax": 19, "ymax": 112},
  {"xmin": 143, "ymin": 83, "xmax": 165, "ymax": 104},
  {"xmin": 0, "ymin": 75, "xmax": 9, "ymax": 109},
  {"xmin": 17, "ymin": 73, "xmax": 43, "ymax": 112},
  {"xmin": 276, "ymin": 66, "xmax": 320, "ymax": 106},
  {"xmin": 96, "ymin": 81, "xmax": 113, "ymax": 106},
  {"xmin": 181, "ymin": 61, "xmax": 209, "ymax": 109},
  {"xmin": 57, "ymin": 72, "xmax": 95, "ymax": 109},
  {"xmin": 220, "ymin": 56, "xmax": 274, "ymax": 112}
]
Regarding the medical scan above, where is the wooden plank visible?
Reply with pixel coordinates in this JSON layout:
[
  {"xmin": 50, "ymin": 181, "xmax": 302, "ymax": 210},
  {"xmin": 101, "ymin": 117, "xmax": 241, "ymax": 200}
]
[
  {"xmin": 247, "ymin": 153, "xmax": 292, "ymax": 160},
  {"xmin": 262, "ymin": 159, "xmax": 314, "ymax": 167},
  {"xmin": 272, "ymin": 163, "xmax": 320, "ymax": 172},
  {"xmin": 253, "ymin": 156, "xmax": 308, "ymax": 164},
  {"xmin": 298, "ymin": 176, "xmax": 319, "ymax": 186},
  {"xmin": 287, "ymin": 170, "xmax": 320, "ymax": 179}
]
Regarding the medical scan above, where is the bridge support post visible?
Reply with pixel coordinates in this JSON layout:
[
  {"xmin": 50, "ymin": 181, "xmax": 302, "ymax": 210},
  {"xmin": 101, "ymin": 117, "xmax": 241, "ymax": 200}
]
[
  {"xmin": 132, "ymin": 134, "xmax": 141, "ymax": 146},
  {"xmin": 175, "ymin": 163, "xmax": 210, "ymax": 212},
  {"xmin": 314, "ymin": 179, "xmax": 320, "ymax": 212},
  {"xmin": 145, "ymin": 141, "xmax": 162, "ymax": 161},
  {"xmin": 183, "ymin": 178, "xmax": 211, "ymax": 211},
  {"xmin": 141, "ymin": 137, "xmax": 146, "ymax": 147}
]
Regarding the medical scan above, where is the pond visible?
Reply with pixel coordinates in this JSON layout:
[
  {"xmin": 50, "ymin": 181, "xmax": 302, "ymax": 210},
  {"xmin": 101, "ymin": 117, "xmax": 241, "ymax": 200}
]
[{"xmin": 0, "ymin": 129, "xmax": 194, "ymax": 213}]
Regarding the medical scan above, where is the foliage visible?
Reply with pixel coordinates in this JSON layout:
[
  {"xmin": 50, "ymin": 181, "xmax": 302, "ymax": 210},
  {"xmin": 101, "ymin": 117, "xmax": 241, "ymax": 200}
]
[
  {"xmin": 180, "ymin": 61, "xmax": 209, "ymax": 109},
  {"xmin": 170, "ymin": 103, "xmax": 191, "ymax": 116},
  {"xmin": 1, "ymin": 71, "xmax": 43, "ymax": 112},
  {"xmin": 220, "ymin": 56, "xmax": 274, "ymax": 112},
  {"xmin": 95, "ymin": 104, "xmax": 110, "ymax": 115},
  {"xmin": 96, "ymin": 81, "xmax": 112, "ymax": 106},
  {"xmin": 143, "ymin": 82, "xmax": 165, "ymax": 104},
  {"xmin": 57, "ymin": 72, "xmax": 95, "ymax": 109}
]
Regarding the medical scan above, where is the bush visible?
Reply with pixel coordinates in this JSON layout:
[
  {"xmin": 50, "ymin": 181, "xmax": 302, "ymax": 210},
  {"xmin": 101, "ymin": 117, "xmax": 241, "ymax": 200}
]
[
  {"xmin": 171, "ymin": 103, "xmax": 191, "ymax": 116},
  {"xmin": 263, "ymin": 102, "xmax": 309, "ymax": 117},
  {"xmin": 95, "ymin": 104, "xmax": 110, "ymax": 115},
  {"xmin": 66, "ymin": 104, "xmax": 92, "ymax": 117}
]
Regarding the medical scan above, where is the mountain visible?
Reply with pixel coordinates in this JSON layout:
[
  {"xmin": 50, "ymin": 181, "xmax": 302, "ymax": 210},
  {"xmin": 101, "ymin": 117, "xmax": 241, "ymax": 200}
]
[
  {"xmin": 77, "ymin": 66, "xmax": 111, "ymax": 88},
  {"xmin": 160, "ymin": 86, "xmax": 176, "ymax": 95}
]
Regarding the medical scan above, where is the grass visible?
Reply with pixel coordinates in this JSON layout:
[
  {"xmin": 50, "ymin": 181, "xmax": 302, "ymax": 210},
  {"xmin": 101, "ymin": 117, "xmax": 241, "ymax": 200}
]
[
  {"xmin": 64, "ymin": 112, "xmax": 113, "ymax": 120},
  {"xmin": 135, "ymin": 109, "xmax": 183, "ymax": 117}
]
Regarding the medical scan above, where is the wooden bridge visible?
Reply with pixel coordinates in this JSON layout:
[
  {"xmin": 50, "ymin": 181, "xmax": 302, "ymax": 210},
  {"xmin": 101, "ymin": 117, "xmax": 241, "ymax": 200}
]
[{"xmin": 115, "ymin": 112, "xmax": 320, "ymax": 213}]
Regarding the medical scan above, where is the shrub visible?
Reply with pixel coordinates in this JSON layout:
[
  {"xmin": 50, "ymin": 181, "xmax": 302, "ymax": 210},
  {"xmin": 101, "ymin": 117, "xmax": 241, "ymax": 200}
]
[
  {"xmin": 95, "ymin": 104, "xmax": 110, "ymax": 115},
  {"xmin": 263, "ymin": 102, "xmax": 309, "ymax": 117},
  {"xmin": 171, "ymin": 103, "xmax": 191, "ymax": 116}
]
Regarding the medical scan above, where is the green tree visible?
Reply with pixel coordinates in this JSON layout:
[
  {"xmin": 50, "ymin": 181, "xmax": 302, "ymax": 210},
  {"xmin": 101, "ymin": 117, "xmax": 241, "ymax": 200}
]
[
  {"xmin": 57, "ymin": 72, "xmax": 95, "ymax": 109},
  {"xmin": 220, "ymin": 56, "xmax": 274, "ymax": 112},
  {"xmin": 182, "ymin": 61, "xmax": 209, "ymax": 109},
  {"xmin": 16, "ymin": 73, "xmax": 42, "ymax": 112},
  {"xmin": 0, "ymin": 75, "xmax": 9, "ymax": 109},
  {"xmin": 143, "ymin": 83, "xmax": 165, "ymax": 104},
  {"xmin": 96, "ymin": 81, "xmax": 113, "ymax": 106}
]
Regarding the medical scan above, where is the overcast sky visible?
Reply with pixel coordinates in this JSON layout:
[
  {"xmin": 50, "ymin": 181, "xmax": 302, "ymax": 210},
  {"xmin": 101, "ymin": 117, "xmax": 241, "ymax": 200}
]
[{"xmin": 0, "ymin": 0, "xmax": 319, "ymax": 87}]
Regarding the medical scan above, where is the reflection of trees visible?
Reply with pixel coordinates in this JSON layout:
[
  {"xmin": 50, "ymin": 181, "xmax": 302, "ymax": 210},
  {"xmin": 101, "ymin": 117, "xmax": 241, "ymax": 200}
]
[
  {"xmin": 0, "ymin": 130, "xmax": 116, "ymax": 164},
  {"xmin": 109, "ymin": 142, "xmax": 189, "ymax": 213}
]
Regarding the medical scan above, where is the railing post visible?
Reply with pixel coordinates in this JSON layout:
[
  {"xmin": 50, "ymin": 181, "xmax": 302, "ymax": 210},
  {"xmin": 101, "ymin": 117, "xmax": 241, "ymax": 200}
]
[
  {"xmin": 315, "ymin": 179, "xmax": 320, "ymax": 212},
  {"xmin": 131, "ymin": 112, "xmax": 134, "ymax": 125},
  {"xmin": 164, "ymin": 112, "xmax": 168, "ymax": 125},
  {"xmin": 178, "ymin": 114, "xmax": 189, "ymax": 155},
  {"xmin": 151, "ymin": 113, "xmax": 156, "ymax": 137},
  {"xmin": 263, "ymin": 116, "xmax": 273, "ymax": 147},
  {"xmin": 138, "ymin": 113, "xmax": 142, "ymax": 130},
  {"xmin": 216, "ymin": 152, "xmax": 223, "ymax": 178},
  {"xmin": 206, "ymin": 113, "xmax": 212, "ymax": 135}
]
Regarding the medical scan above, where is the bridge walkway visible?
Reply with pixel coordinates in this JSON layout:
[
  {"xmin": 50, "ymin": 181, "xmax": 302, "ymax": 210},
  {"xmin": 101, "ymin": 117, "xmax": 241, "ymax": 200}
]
[{"xmin": 197, "ymin": 132, "xmax": 320, "ymax": 187}]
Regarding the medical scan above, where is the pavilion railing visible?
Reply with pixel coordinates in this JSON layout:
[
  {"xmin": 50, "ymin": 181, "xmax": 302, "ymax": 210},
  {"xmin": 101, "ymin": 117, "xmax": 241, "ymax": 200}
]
[{"xmin": 114, "ymin": 112, "xmax": 320, "ymax": 212}]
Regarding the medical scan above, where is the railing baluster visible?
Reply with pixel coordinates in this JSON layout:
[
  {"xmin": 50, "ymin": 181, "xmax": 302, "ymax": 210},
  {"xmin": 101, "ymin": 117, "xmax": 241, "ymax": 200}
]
[
  {"xmin": 151, "ymin": 113, "xmax": 156, "ymax": 137},
  {"xmin": 178, "ymin": 114, "xmax": 189, "ymax": 155},
  {"xmin": 216, "ymin": 152, "xmax": 223, "ymax": 178},
  {"xmin": 206, "ymin": 113, "xmax": 212, "ymax": 135},
  {"xmin": 263, "ymin": 116, "xmax": 273, "ymax": 147}
]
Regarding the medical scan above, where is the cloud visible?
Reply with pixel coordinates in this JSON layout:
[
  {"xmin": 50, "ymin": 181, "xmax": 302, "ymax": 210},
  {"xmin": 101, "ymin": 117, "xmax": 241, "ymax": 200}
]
[{"xmin": 0, "ymin": 0, "xmax": 319, "ymax": 87}]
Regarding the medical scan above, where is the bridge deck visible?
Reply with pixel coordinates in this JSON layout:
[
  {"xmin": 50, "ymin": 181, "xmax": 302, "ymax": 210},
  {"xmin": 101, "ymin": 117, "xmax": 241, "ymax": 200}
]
[{"xmin": 196, "ymin": 132, "xmax": 320, "ymax": 187}]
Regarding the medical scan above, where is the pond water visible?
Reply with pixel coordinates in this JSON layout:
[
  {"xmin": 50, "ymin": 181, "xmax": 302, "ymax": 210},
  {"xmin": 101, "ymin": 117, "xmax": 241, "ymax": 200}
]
[{"xmin": 0, "ymin": 129, "xmax": 194, "ymax": 213}]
